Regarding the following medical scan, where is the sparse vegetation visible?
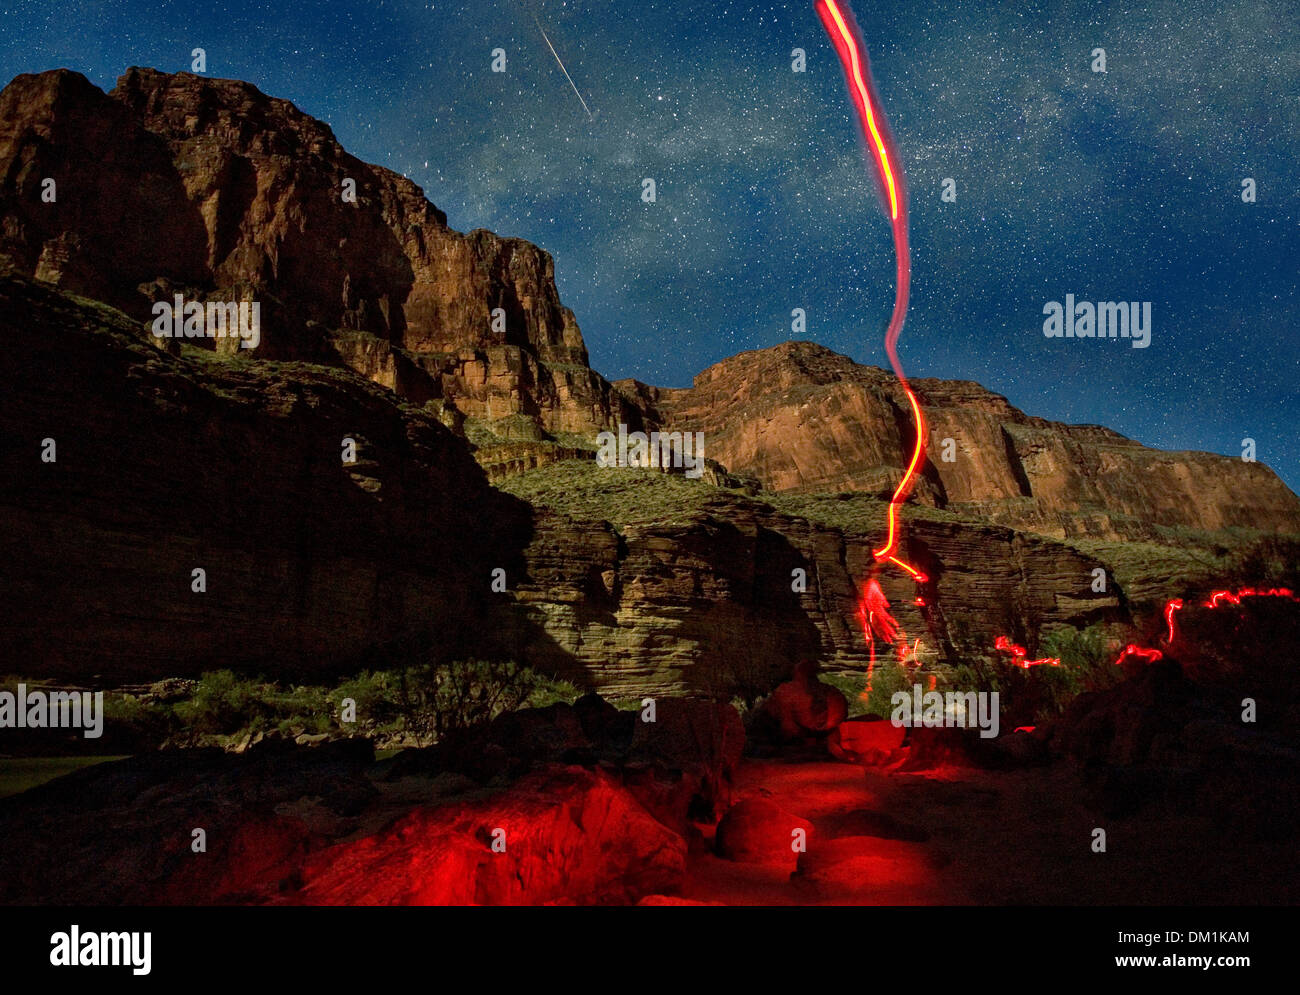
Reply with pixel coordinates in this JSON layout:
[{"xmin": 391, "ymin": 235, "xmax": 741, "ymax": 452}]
[
  {"xmin": 0, "ymin": 756, "xmax": 129, "ymax": 799},
  {"xmin": 52, "ymin": 663, "xmax": 583, "ymax": 753},
  {"xmin": 496, "ymin": 459, "xmax": 730, "ymax": 532},
  {"xmin": 495, "ymin": 457, "xmax": 967, "ymax": 540},
  {"xmin": 393, "ymin": 660, "xmax": 578, "ymax": 747},
  {"xmin": 939, "ymin": 621, "xmax": 1124, "ymax": 726},
  {"xmin": 820, "ymin": 661, "xmax": 914, "ymax": 720}
]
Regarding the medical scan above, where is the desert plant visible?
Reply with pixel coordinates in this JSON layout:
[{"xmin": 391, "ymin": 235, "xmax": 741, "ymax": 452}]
[
  {"xmin": 395, "ymin": 659, "xmax": 541, "ymax": 747},
  {"xmin": 172, "ymin": 670, "xmax": 275, "ymax": 735}
]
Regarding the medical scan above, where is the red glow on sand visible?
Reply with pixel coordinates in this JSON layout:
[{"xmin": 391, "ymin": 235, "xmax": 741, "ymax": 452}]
[{"xmin": 993, "ymin": 635, "xmax": 1061, "ymax": 670}]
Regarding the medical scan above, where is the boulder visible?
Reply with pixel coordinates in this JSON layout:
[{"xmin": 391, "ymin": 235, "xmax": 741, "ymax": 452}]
[
  {"xmin": 755, "ymin": 661, "xmax": 848, "ymax": 743},
  {"xmin": 714, "ymin": 797, "xmax": 813, "ymax": 869},
  {"xmin": 795, "ymin": 835, "xmax": 938, "ymax": 893},
  {"xmin": 828, "ymin": 715, "xmax": 905, "ymax": 763}
]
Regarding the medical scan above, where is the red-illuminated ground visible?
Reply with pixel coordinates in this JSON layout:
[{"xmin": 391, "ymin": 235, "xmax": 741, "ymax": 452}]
[
  {"xmin": 0, "ymin": 597, "xmax": 1295, "ymax": 906},
  {"xmin": 673, "ymin": 755, "xmax": 1297, "ymax": 906}
]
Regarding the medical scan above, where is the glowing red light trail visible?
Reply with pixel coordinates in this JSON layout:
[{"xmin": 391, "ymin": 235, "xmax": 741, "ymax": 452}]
[
  {"xmin": 993, "ymin": 635, "xmax": 1061, "ymax": 670},
  {"xmin": 1164, "ymin": 597, "xmax": 1184, "ymax": 644},
  {"xmin": 1119, "ymin": 587, "xmax": 1297, "ymax": 666},
  {"xmin": 816, "ymin": 0, "xmax": 926, "ymax": 583}
]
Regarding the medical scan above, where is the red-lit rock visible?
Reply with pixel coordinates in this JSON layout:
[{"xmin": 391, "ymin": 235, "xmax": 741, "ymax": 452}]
[
  {"xmin": 756, "ymin": 661, "xmax": 848, "ymax": 742},
  {"xmin": 294, "ymin": 765, "xmax": 686, "ymax": 905},
  {"xmin": 828, "ymin": 715, "xmax": 905, "ymax": 763},
  {"xmin": 795, "ymin": 835, "xmax": 936, "ymax": 894},
  {"xmin": 714, "ymin": 797, "xmax": 813, "ymax": 869},
  {"xmin": 155, "ymin": 815, "xmax": 316, "ymax": 905}
]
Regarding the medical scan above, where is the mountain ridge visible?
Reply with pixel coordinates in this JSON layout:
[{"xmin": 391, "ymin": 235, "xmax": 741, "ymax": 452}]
[{"xmin": 2, "ymin": 66, "xmax": 1296, "ymax": 547}]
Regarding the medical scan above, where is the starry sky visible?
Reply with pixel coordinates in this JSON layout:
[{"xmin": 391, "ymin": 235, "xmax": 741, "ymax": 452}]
[{"xmin": 2, "ymin": 0, "xmax": 1297, "ymax": 489}]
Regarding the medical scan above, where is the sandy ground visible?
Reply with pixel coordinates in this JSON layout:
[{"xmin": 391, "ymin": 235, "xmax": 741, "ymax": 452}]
[{"xmin": 680, "ymin": 758, "xmax": 1297, "ymax": 905}]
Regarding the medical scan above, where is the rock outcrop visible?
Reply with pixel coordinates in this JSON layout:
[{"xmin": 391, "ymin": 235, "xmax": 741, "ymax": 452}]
[
  {"xmin": 0, "ymin": 67, "xmax": 643, "ymax": 439},
  {"xmin": 3, "ymin": 67, "xmax": 1294, "ymax": 550},
  {"xmin": 499, "ymin": 464, "xmax": 1124, "ymax": 693},
  {"xmin": 625, "ymin": 341, "xmax": 1300, "ymax": 541},
  {"xmin": 294, "ymin": 765, "xmax": 688, "ymax": 906}
]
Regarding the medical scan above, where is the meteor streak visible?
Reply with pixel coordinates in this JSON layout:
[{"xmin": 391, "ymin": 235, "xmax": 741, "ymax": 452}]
[{"xmin": 531, "ymin": 11, "xmax": 593, "ymax": 119}]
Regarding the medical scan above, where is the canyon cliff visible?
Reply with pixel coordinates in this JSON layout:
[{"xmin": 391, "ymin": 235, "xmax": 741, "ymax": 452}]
[
  {"xmin": 2, "ymin": 67, "xmax": 1297, "ymax": 694},
  {"xmin": 0, "ymin": 67, "xmax": 643, "ymax": 438},
  {"xmin": 622, "ymin": 341, "xmax": 1300, "ymax": 542},
  {"xmin": 0, "ymin": 267, "xmax": 1118, "ymax": 690}
]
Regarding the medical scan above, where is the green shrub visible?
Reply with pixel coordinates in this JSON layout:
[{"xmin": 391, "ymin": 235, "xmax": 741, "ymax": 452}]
[
  {"xmin": 329, "ymin": 670, "xmax": 402, "ymax": 731},
  {"xmin": 172, "ymin": 670, "xmax": 275, "ymax": 735},
  {"xmin": 525, "ymin": 676, "xmax": 583, "ymax": 709},
  {"xmin": 821, "ymin": 660, "xmax": 914, "ymax": 719},
  {"xmin": 394, "ymin": 660, "xmax": 565, "ymax": 747}
]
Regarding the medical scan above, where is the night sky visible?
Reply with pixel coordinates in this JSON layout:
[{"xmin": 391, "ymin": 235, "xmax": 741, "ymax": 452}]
[{"xmin": 2, "ymin": 0, "xmax": 1297, "ymax": 489}]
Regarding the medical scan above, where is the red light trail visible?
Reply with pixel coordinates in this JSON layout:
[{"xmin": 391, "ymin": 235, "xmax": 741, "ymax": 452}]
[
  {"xmin": 1205, "ymin": 586, "xmax": 1295, "ymax": 609},
  {"xmin": 993, "ymin": 635, "xmax": 1061, "ymax": 670},
  {"xmin": 1164, "ymin": 598, "xmax": 1183, "ymax": 644},
  {"xmin": 819, "ymin": 1, "xmax": 1297, "ymax": 704},
  {"xmin": 819, "ymin": 0, "xmax": 932, "ymax": 700},
  {"xmin": 816, "ymin": 0, "xmax": 926, "ymax": 586},
  {"xmin": 1113, "ymin": 644, "xmax": 1164, "ymax": 667},
  {"xmin": 1119, "ymin": 587, "xmax": 1297, "ymax": 666}
]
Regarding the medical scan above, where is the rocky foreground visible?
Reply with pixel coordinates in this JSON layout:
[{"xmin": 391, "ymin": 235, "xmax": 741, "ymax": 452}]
[{"xmin": 2, "ymin": 595, "xmax": 1296, "ymax": 906}]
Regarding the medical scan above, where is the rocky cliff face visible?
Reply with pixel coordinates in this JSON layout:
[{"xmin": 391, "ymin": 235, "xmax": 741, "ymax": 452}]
[
  {"xmin": 0, "ymin": 67, "xmax": 642, "ymax": 438},
  {"xmin": 3, "ymin": 67, "xmax": 1293, "ymax": 547},
  {"xmin": 0, "ymin": 267, "xmax": 552, "ymax": 681},
  {"xmin": 0, "ymin": 270, "xmax": 1121, "ymax": 691},
  {"xmin": 628, "ymin": 341, "xmax": 1300, "ymax": 541},
  {"xmin": 503, "ymin": 486, "xmax": 1121, "ymax": 696}
]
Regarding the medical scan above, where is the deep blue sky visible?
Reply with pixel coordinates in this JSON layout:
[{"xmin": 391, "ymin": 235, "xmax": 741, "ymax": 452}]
[{"xmin": 2, "ymin": 0, "xmax": 1297, "ymax": 489}]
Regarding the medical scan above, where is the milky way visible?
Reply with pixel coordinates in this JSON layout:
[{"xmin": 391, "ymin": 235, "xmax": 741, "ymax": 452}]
[{"xmin": 2, "ymin": 0, "xmax": 1296, "ymax": 487}]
